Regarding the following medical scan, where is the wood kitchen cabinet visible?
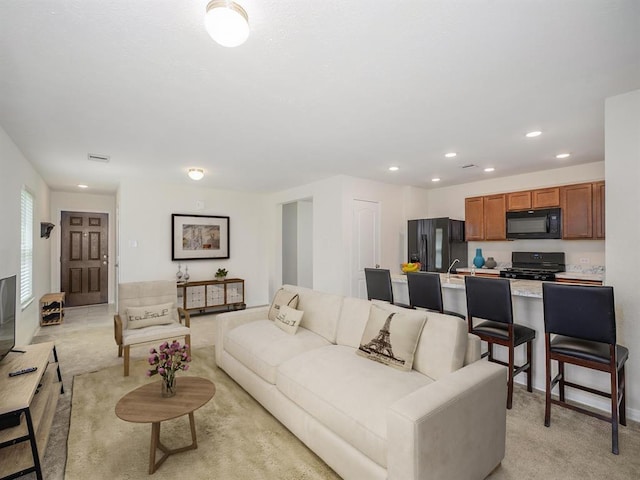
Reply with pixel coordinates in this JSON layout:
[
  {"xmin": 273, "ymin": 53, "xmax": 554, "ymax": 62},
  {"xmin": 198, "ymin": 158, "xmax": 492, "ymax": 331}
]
[
  {"xmin": 532, "ymin": 187, "xmax": 560, "ymax": 208},
  {"xmin": 464, "ymin": 194, "xmax": 506, "ymax": 241},
  {"xmin": 484, "ymin": 194, "xmax": 507, "ymax": 240},
  {"xmin": 593, "ymin": 181, "xmax": 605, "ymax": 239},
  {"xmin": 561, "ymin": 183, "xmax": 596, "ymax": 239},
  {"xmin": 507, "ymin": 191, "xmax": 531, "ymax": 211},
  {"xmin": 464, "ymin": 196, "xmax": 485, "ymax": 240}
]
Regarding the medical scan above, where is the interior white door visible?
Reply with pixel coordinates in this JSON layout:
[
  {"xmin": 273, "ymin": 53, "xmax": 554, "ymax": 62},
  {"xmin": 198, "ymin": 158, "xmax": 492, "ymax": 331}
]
[{"xmin": 351, "ymin": 199, "xmax": 380, "ymax": 299}]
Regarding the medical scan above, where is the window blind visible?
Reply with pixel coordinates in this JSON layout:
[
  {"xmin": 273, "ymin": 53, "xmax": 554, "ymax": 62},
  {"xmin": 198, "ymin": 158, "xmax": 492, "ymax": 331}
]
[{"xmin": 20, "ymin": 188, "xmax": 34, "ymax": 306}]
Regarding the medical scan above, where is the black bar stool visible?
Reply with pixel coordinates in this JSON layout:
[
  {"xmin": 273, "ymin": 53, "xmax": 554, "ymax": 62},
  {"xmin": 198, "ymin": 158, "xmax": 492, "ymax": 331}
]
[
  {"xmin": 464, "ymin": 276, "xmax": 536, "ymax": 409},
  {"xmin": 364, "ymin": 268, "xmax": 395, "ymax": 303},
  {"xmin": 406, "ymin": 272, "xmax": 465, "ymax": 319},
  {"xmin": 542, "ymin": 282, "xmax": 628, "ymax": 454}
]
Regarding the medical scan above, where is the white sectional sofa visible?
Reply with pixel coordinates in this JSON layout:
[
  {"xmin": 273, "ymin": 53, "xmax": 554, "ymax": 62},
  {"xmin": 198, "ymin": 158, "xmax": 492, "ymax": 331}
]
[{"xmin": 215, "ymin": 285, "xmax": 506, "ymax": 480}]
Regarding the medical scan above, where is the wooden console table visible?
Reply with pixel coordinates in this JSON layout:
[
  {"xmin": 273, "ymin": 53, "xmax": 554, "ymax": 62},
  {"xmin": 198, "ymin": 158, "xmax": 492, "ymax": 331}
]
[
  {"xmin": 176, "ymin": 278, "xmax": 246, "ymax": 314},
  {"xmin": 0, "ymin": 342, "xmax": 63, "ymax": 480}
]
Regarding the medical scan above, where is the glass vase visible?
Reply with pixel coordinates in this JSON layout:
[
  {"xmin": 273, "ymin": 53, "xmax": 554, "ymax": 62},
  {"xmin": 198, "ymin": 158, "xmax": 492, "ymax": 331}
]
[
  {"xmin": 161, "ymin": 377, "xmax": 177, "ymax": 398},
  {"xmin": 473, "ymin": 248, "xmax": 485, "ymax": 268}
]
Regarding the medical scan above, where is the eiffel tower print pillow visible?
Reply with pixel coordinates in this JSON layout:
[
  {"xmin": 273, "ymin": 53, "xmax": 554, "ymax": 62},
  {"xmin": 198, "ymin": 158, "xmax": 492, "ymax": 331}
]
[{"xmin": 357, "ymin": 304, "xmax": 427, "ymax": 371}]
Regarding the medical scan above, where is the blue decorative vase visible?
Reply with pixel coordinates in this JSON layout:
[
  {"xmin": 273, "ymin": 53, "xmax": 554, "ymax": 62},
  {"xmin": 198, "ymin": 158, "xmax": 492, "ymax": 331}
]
[{"xmin": 473, "ymin": 248, "xmax": 485, "ymax": 268}]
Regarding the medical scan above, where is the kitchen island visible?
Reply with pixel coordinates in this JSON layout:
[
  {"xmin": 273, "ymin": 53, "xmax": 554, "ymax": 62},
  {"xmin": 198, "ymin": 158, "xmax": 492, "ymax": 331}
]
[{"xmin": 391, "ymin": 273, "xmax": 612, "ymax": 415}]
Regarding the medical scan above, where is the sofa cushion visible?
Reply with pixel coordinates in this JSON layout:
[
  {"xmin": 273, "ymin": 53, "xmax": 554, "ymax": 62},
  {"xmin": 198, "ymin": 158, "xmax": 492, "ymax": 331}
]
[
  {"xmin": 225, "ymin": 320, "xmax": 330, "ymax": 384},
  {"xmin": 126, "ymin": 302, "xmax": 177, "ymax": 329},
  {"xmin": 413, "ymin": 311, "xmax": 468, "ymax": 380},
  {"xmin": 282, "ymin": 285, "xmax": 343, "ymax": 343},
  {"xmin": 268, "ymin": 288, "xmax": 299, "ymax": 321},
  {"xmin": 336, "ymin": 296, "xmax": 371, "ymax": 348},
  {"xmin": 357, "ymin": 304, "xmax": 427, "ymax": 371},
  {"xmin": 274, "ymin": 305, "xmax": 304, "ymax": 335},
  {"xmin": 276, "ymin": 344, "xmax": 432, "ymax": 467}
]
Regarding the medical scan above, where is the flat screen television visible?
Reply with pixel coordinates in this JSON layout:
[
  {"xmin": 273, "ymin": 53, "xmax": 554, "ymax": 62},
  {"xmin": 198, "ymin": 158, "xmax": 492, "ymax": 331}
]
[{"xmin": 0, "ymin": 275, "xmax": 17, "ymax": 363}]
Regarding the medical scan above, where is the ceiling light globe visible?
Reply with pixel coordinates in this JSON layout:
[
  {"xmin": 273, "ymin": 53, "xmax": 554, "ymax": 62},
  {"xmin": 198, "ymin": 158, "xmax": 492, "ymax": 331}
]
[
  {"xmin": 188, "ymin": 168, "xmax": 205, "ymax": 181},
  {"xmin": 205, "ymin": 1, "xmax": 250, "ymax": 48}
]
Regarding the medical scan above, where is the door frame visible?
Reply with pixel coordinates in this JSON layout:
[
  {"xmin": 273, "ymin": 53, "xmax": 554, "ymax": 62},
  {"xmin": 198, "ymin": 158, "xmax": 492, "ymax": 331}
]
[{"xmin": 53, "ymin": 208, "xmax": 115, "ymax": 306}]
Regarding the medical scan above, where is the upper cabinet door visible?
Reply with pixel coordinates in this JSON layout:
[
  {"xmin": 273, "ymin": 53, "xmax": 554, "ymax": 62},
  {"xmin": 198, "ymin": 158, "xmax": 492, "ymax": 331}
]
[
  {"xmin": 465, "ymin": 197, "xmax": 485, "ymax": 241},
  {"xmin": 532, "ymin": 187, "xmax": 561, "ymax": 209},
  {"xmin": 507, "ymin": 191, "xmax": 531, "ymax": 211},
  {"xmin": 593, "ymin": 181, "xmax": 605, "ymax": 239},
  {"xmin": 561, "ymin": 183, "xmax": 593, "ymax": 239},
  {"xmin": 484, "ymin": 194, "xmax": 507, "ymax": 240}
]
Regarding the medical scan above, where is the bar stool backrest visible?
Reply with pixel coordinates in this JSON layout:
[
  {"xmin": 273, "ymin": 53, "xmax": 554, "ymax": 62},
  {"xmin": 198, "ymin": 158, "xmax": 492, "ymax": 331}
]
[
  {"xmin": 542, "ymin": 283, "xmax": 616, "ymax": 345},
  {"xmin": 465, "ymin": 276, "xmax": 514, "ymax": 324},
  {"xmin": 364, "ymin": 268, "xmax": 394, "ymax": 303},
  {"xmin": 407, "ymin": 272, "xmax": 444, "ymax": 312}
]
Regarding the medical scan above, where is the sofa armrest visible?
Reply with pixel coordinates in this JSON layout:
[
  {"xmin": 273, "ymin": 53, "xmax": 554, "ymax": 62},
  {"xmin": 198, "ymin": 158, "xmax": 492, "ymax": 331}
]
[
  {"xmin": 464, "ymin": 332, "xmax": 481, "ymax": 366},
  {"xmin": 215, "ymin": 306, "xmax": 270, "ymax": 365},
  {"xmin": 387, "ymin": 361, "xmax": 506, "ymax": 480}
]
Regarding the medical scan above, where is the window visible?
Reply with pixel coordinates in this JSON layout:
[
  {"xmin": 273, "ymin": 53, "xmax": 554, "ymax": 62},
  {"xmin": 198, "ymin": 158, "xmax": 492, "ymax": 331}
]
[{"xmin": 20, "ymin": 188, "xmax": 34, "ymax": 307}]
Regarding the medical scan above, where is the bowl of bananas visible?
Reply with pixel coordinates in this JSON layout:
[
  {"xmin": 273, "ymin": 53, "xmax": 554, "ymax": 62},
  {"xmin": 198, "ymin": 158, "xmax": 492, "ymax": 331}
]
[{"xmin": 401, "ymin": 262, "xmax": 421, "ymax": 273}]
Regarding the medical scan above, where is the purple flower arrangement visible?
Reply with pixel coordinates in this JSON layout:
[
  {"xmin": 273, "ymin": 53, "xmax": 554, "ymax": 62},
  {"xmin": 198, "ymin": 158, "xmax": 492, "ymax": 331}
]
[{"xmin": 147, "ymin": 340, "xmax": 191, "ymax": 395}]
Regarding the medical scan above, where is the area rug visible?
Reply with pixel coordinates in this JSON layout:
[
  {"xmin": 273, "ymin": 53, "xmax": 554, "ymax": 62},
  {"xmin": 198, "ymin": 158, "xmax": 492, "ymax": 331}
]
[{"xmin": 65, "ymin": 348, "xmax": 340, "ymax": 480}]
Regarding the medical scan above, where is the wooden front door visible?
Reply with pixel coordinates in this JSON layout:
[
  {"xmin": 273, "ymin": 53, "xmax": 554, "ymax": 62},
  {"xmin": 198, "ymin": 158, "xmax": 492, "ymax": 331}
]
[{"xmin": 60, "ymin": 211, "xmax": 108, "ymax": 306}]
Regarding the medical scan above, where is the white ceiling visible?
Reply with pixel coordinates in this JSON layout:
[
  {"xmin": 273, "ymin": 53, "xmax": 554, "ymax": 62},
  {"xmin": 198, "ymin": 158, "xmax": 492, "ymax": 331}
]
[{"xmin": 1, "ymin": 1, "xmax": 639, "ymax": 194}]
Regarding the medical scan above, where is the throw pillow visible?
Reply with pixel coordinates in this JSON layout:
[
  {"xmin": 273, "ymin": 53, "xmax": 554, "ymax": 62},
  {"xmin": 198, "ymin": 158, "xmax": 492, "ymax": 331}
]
[
  {"xmin": 268, "ymin": 288, "xmax": 299, "ymax": 321},
  {"xmin": 274, "ymin": 305, "xmax": 304, "ymax": 335},
  {"xmin": 357, "ymin": 304, "xmax": 427, "ymax": 371},
  {"xmin": 126, "ymin": 302, "xmax": 176, "ymax": 329}
]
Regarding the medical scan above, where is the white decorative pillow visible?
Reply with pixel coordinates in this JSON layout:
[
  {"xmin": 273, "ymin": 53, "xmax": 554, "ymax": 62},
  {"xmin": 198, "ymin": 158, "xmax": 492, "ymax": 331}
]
[
  {"xmin": 274, "ymin": 305, "xmax": 304, "ymax": 335},
  {"xmin": 357, "ymin": 304, "xmax": 427, "ymax": 371},
  {"xmin": 268, "ymin": 288, "xmax": 299, "ymax": 321},
  {"xmin": 126, "ymin": 303, "xmax": 176, "ymax": 329}
]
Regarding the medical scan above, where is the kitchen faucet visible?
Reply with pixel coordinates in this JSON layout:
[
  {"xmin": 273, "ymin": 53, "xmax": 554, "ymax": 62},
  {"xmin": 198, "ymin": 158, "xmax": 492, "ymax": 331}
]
[{"xmin": 446, "ymin": 258, "xmax": 460, "ymax": 280}]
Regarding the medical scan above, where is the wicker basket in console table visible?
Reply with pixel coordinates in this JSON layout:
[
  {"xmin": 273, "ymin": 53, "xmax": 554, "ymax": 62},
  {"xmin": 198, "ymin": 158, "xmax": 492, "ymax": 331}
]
[{"xmin": 177, "ymin": 278, "xmax": 246, "ymax": 314}]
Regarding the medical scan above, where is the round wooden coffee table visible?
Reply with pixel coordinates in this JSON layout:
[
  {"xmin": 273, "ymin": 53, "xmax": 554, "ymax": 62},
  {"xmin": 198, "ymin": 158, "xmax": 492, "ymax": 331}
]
[{"xmin": 115, "ymin": 376, "xmax": 215, "ymax": 474}]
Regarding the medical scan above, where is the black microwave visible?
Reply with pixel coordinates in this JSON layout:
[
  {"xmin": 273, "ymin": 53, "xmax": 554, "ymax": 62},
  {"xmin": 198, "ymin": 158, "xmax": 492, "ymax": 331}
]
[{"xmin": 506, "ymin": 208, "xmax": 562, "ymax": 239}]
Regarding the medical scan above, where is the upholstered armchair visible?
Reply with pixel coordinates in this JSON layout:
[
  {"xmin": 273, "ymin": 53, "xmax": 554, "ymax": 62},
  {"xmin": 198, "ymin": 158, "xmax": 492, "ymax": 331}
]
[{"xmin": 114, "ymin": 280, "xmax": 191, "ymax": 376}]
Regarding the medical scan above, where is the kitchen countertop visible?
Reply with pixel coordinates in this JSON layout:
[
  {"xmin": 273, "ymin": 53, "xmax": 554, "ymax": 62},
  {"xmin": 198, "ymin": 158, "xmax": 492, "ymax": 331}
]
[{"xmin": 446, "ymin": 267, "xmax": 604, "ymax": 283}]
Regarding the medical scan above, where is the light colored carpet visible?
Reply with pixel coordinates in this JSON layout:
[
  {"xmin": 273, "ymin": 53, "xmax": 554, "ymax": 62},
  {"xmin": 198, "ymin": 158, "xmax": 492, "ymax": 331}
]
[
  {"xmin": 65, "ymin": 348, "xmax": 339, "ymax": 480},
  {"xmin": 30, "ymin": 308, "xmax": 640, "ymax": 480}
]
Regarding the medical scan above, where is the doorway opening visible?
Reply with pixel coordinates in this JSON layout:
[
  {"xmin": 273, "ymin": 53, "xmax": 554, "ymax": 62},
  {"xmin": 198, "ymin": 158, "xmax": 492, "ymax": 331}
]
[{"xmin": 282, "ymin": 199, "xmax": 313, "ymax": 288}]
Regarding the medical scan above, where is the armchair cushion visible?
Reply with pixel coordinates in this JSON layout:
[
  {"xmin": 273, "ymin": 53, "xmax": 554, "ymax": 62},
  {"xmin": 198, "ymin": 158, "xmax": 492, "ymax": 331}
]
[{"xmin": 126, "ymin": 302, "xmax": 177, "ymax": 329}]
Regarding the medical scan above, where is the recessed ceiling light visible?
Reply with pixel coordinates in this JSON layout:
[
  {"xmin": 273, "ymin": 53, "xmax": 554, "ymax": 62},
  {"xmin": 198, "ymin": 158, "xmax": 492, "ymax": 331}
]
[
  {"xmin": 525, "ymin": 131, "xmax": 542, "ymax": 138},
  {"xmin": 388, "ymin": 166, "xmax": 399, "ymax": 171},
  {"xmin": 432, "ymin": 178, "xmax": 441, "ymax": 182},
  {"xmin": 188, "ymin": 168, "xmax": 205, "ymax": 181},
  {"xmin": 77, "ymin": 184, "xmax": 88, "ymax": 189},
  {"xmin": 445, "ymin": 152, "xmax": 457, "ymax": 158},
  {"xmin": 484, "ymin": 167, "xmax": 495, "ymax": 172},
  {"xmin": 556, "ymin": 153, "xmax": 571, "ymax": 159}
]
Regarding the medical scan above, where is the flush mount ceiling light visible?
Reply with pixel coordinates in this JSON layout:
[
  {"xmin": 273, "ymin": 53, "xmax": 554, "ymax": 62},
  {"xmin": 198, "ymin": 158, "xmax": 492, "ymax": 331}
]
[
  {"xmin": 445, "ymin": 152, "xmax": 457, "ymax": 158},
  {"xmin": 188, "ymin": 168, "xmax": 205, "ymax": 181},
  {"xmin": 431, "ymin": 177, "xmax": 441, "ymax": 182},
  {"xmin": 525, "ymin": 130, "xmax": 542, "ymax": 138},
  {"xmin": 77, "ymin": 184, "xmax": 88, "ymax": 189},
  {"xmin": 204, "ymin": 1, "xmax": 250, "ymax": 48},
  {"xmin": 388, "ymin": 166, "xmax": 399, "ymax": 171},
  {"xmin": 484, "ymin": 167, "xmax": 495, "ymax": 172},
  {"xmin": 556, "ymin": 153, "xmax": 571, "ymax": 159}
]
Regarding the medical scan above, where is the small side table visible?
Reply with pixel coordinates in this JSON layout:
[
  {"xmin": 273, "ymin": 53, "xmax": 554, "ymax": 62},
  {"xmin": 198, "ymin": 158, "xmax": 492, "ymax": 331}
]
[
  {"xmin": 115, "ymin": 377, "xmax": 215, "ymax": 474},
  {"xmin": 39, "ymin": 292, "xmax": 65, "ymax": 326}
]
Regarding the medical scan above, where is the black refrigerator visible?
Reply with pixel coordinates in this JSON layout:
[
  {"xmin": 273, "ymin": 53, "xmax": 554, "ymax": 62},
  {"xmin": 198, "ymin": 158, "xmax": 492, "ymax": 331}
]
[{"xmin": 407, "ymin": 218, "xmax": 468, "ymax": 273}]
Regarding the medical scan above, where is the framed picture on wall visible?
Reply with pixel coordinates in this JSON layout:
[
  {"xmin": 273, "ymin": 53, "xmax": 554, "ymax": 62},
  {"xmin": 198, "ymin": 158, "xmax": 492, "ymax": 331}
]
[{"xmin": 172, "ymin": 214, "xmax": 230, "ymax": 260}]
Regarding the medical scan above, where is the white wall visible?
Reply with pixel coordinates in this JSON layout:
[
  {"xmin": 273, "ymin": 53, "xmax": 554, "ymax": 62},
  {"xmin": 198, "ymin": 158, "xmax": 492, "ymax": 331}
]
[
  {"xmin": 281, "ymin": 202, "xmax": 298, "ymax": 285},
  {"xmin": 605, "ymin": 89, "xmax": 640, "ymax": 419},
  {"xmin": 423, "ymin": 162, "xmax": 606, "ymax": 269},
  {"xmin": 50, "ymin": 191, "xmax": 117, "ymax": 303},
  {"xmin": 0, "ymin": 126, "xmax": 51, "ymax": 345},
  {"xmin": 297, "ymin": 200, "xmax": 313, "ymax": 288},
  {"xmin": 117, "ymin": 179, "xmax": 270, "ymax": 308},
  {"xmin": 268, "ymin": 175, "xmax": 421, "ymax": 297}
]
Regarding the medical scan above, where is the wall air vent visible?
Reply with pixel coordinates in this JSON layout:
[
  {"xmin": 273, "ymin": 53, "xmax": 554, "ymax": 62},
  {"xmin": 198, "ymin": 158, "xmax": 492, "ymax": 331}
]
[
  {"xmin": 88, "ymin": 153, "xmax": 110, "ymax": 163},
  {"xmin": 461, "ymin": 164, "xmax": 477, "ymax": 169}
]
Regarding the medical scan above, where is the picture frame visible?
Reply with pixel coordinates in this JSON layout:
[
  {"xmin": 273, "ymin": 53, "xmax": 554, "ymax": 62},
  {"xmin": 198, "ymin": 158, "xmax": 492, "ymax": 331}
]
[{"xmin": 171, "ymin": 214, "xmax": 230, "ymax": 260}]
